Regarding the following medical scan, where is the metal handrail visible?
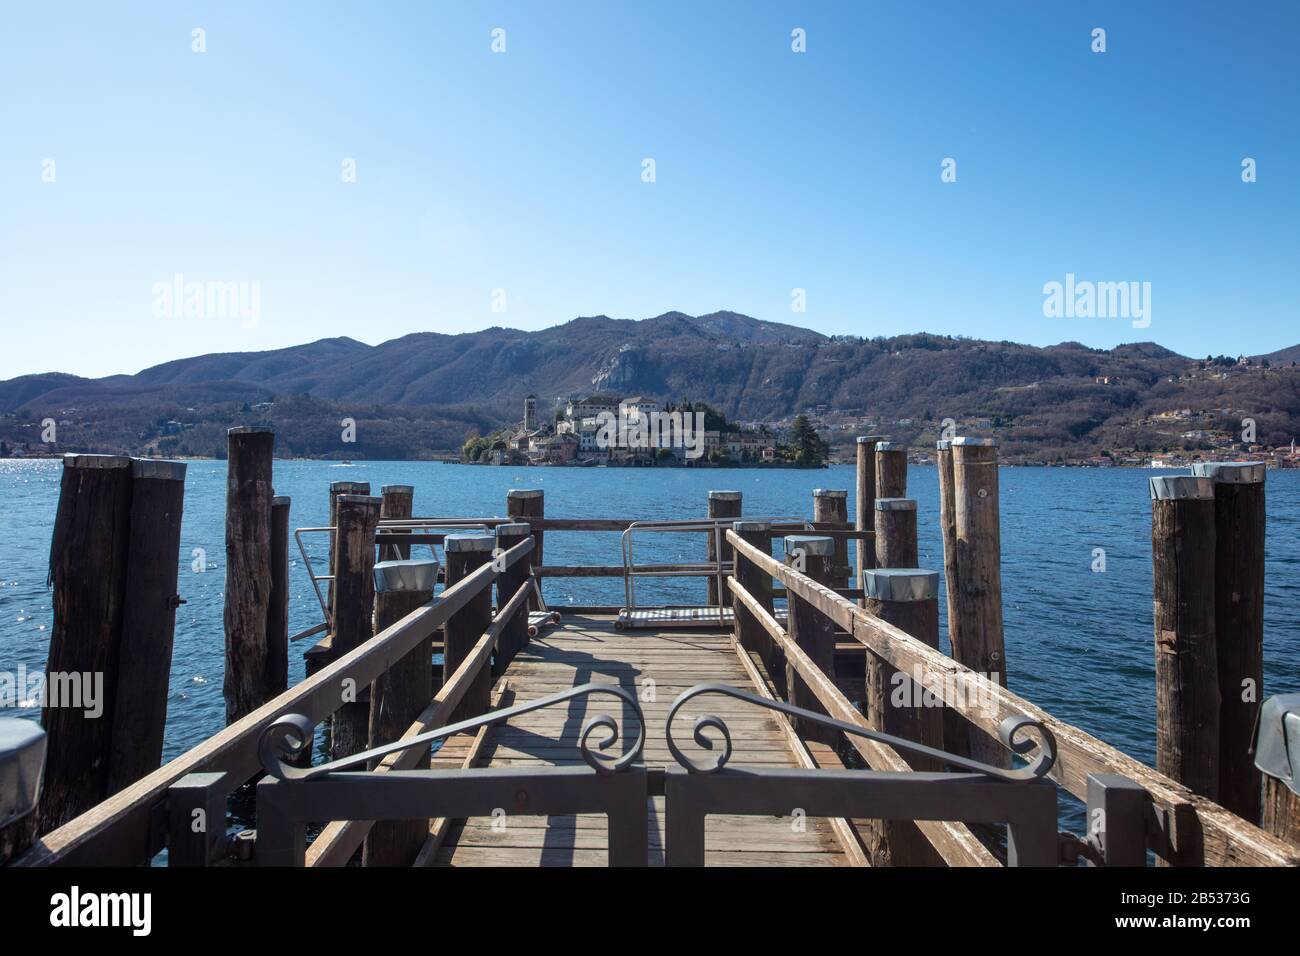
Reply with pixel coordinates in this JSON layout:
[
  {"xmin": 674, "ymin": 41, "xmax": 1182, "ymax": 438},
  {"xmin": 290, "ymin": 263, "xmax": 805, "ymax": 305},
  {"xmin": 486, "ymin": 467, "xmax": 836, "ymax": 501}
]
[{"xmin": 620, "ymin": 517, "xmax": 809, "ymax": 610}]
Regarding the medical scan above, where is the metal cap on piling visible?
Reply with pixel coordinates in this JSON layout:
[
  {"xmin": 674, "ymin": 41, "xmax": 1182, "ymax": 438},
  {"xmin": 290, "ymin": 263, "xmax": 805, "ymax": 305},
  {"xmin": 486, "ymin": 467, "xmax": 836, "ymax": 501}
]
[
  {"xmin": 935, "ymin": 439, "xmax": 951, "ymax": 451},
  {"xmin": 782, "ymin": 534, "xmax": 834, "ymax": 557},
  {"xmin": 62, "ymin": 453, "xmax": 131, "ymax": 469},
  {"xmin": 0, "ymin": 718, "xmax": 46, "ymax": 827},
  {"xmin": 875, "ymin": 442, "xmax": 905, "ymax": 452},
  {"xmin": 1149, "ymin": 476, "xmax": 1214, "ymax": 501},
  {"xmin": 227, "ymin": 425, "xmax": 274, "ymax": 435},
  {"xmin": 812, "ymin": 488, "xmax": 848, "ymax": 498},
  {"xmin": 951, "ymin": 437, "xmax": 998, "ymax": 447},
  {"xmin": 708, "ymin": 490, "xmax": 742, "ymax": 501},
  {"xmin": 1191, "ymin": 462, "xmax": 1267, "ymax": 485},
  {"xmin": 131, "ymin": 459, "xmax": 187, "ymax": 480},
  {"xmin": 335, "ymin": 494, "xmax": 381, "ymax": 506},
  {"xmin": 380, "ymin": 484, "xmax": 415, "ymax": 495},
  {"xmin": 373, "ymin": 558, "xmax": 439, "ymax": 593},
  {"xmin": 862, "ymin": 568, "xmax": 939, "ymax": 602},
  {"xmin": 732, "ymin": 520, "xmax": 771, "ymax": 532},
  {"xmin": 271, "ymin": 495, "xmax": 290, "ymax": 507},
  {"xmin": 444, "ymin": 532, "xmax": 496, "ymax": 553},
  {"xmin": 495, "ymin": 522, "xmax": 531, "ymax": 538},
  {"xmin": 874, "ymin": 497, "xmax": 917, "ymax": 511},
  {"xmin": 507, "ymin": 489, "xmax": 543, "ymax": 500},
  {"xmin": 330, "ymin": 481, "xmax": 370, "ymax": 493},
  {"xmin": 857, "ymin": 435, "xmax": 887, "ymax": 444}
]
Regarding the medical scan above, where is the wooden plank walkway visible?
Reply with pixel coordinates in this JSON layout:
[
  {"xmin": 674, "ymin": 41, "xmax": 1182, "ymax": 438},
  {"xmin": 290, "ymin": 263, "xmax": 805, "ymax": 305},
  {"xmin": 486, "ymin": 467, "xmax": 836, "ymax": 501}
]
[{"xmin": 429, "ymin": 614, "xmax": 850, "ymax": 866}]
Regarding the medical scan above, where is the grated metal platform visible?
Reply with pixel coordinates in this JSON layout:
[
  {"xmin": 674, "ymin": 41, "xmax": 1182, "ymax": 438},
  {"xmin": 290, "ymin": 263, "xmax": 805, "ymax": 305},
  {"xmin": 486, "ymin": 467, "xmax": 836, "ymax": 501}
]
[{"xmin": 615, "ymin": 606, "xmax": 735, "ymax": 630}]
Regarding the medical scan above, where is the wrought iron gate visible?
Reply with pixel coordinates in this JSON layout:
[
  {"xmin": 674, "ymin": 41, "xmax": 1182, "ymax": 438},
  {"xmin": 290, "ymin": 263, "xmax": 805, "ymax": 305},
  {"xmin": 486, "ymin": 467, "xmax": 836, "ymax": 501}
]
[{"xmin": 247, "ymin": 682, "xmax": 1064, "ymax": 867}]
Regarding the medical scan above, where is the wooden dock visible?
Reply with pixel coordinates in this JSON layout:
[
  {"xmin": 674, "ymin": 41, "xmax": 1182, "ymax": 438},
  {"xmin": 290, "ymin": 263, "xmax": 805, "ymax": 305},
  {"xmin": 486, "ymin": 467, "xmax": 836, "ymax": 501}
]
[
  {"xmin": 5, "ymin": 430, "xmax": 1299, "ymax": 870},
  {"xmin": 429, "ymin": 615, "xmax": 848, "ymax": 866}
]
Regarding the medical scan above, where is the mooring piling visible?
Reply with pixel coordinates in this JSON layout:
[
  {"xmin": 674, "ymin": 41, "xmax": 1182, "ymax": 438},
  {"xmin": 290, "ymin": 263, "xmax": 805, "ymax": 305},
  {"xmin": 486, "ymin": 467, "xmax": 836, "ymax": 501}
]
[
  {"xmin": 949, "ymin": 437, "xmax": 1006, "ymax": 765},
  {"xmin": 732, "ymin": 520, "xmax": 776, "ymax": 681},
  {"xmin": 224, "ymin": 427, "xmax": 276, "ymax": 726},
  {"xmin": 874, "ymin": 497, "xmax": 918, "ymax": 570},
  {"xmin": 494, "ymin": 522, "xmax": 533, "ymax": 677},
  {"xmin": 1149, "ymin": 475, "xmax": 1220, "ymax": 800},
  {"xmin": 855, "ymin": 435, "xmax": 885, "ymax": 581},
  {"xmin": 1192, "ymin": 461, "xmax": 1266, "ymax": 821},
  {"xmin": 40, "ymin": 454, "xmax": 133, "ymax": 832},
  {"xmin": 330, "ymin": 493, "xmax": 382, "ymax": 760},
  {"xmin": 782, "ymin": 535, "xmax": 836, "ymax": 740},
  {"xmin": 506, "ymin": 489, "xmax": 544, "ymax": 608},
  {"xmin": 379, "ymin": 484, "xmax": 414, "ymax": 561},
  {"xmin": 812, "ymin": 489, "xmax": 850, "ymax": 589},
  {"xmin": 266, "ymin": 495, "xmax": 291, "ymax": 702},
  {"xmin": 107, "ymin": 459, "xmax": 187, "ymax": 794},
  {"xmin": 706, "ymin": 490, "xmax": 742, "ymax": 607},
  {"xmin": 443, "ymin": 533, "xmax": 495, "ymax": 722},
  {"xmin": 328, "ymin": 480, "xmax": 370, "ymax": 611},
  {"xmin": 1256, "ymin": 694, "xmax": 1300, "ymax": 847},
  {"xmin": 862, "ymin": 567, "xmax": 945, "ymax": 866},
  {"xmin": 365, "ymin": 557, "xmax": 438, "ymax": 867},
  {"xmin": 875, "ymin": 441, "xmax": 908, "ymax": 499}
]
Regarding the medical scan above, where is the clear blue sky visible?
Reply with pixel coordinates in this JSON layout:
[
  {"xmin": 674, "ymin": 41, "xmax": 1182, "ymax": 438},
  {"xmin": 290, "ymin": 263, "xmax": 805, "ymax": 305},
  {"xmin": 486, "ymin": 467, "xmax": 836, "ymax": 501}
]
[{"xmin": 2, "ymin": 1, "xmax": 1296, "ymax": 380}]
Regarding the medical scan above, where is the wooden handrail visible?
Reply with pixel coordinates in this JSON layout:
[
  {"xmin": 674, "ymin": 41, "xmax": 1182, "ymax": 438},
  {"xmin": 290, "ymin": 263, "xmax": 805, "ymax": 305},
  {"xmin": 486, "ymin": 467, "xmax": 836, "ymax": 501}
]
[
  {"xmin": 306, "ymin": 574, "xmax": 535, "ymax": 866},
  {"xmin": 13, "ymin": 537, "xmax": 534, "ymax": 867},
  {"xmin": 726, "ymin": 529, "xmax": 1300, "ymax": 867},
  {"xmin": 727, "ymin": 575, "xmax": 996, "ymax": 867}
]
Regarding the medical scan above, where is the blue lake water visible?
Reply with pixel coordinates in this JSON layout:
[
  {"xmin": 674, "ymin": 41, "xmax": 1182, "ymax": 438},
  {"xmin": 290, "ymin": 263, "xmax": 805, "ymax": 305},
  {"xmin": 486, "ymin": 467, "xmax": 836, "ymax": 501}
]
[{"xmin": 2, "ymin": 459, "xmax": 1297, "ymax": 792}]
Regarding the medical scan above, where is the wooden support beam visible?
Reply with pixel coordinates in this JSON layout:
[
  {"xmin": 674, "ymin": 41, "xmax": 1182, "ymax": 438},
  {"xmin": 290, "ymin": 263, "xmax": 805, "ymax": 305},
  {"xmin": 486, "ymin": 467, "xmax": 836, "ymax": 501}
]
[
  {"xmin": 266, "ymin": 495, "xmax": 290, "ymax": 702},
  {"xmin": 731, "ymin": 521, "xmax": 778, "ymax": 690},
  {"xmin": 1150, "ymin": 475, "xmax": 1220, "ymax": 801},
  {"xmin": 328, "ymin": 480, "xmax": 370, "ymax": 612}
]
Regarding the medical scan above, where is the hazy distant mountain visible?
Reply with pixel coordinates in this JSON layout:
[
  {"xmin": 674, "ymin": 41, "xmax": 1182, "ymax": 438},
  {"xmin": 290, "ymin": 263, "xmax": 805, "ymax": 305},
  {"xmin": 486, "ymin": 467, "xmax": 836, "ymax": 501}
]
[{"xmin": 1, "ymin": 311, "xmax": 1296, "ymax": 460}]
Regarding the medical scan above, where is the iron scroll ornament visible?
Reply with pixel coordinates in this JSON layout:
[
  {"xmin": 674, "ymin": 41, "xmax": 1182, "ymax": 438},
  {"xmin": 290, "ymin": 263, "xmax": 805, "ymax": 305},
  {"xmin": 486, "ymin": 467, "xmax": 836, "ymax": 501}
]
[
  {"xmin": 259, "ymin": 682, "xmax": 646, "ymax": 781},
  {"xmin": 665, "ymin": 682, "xmax": 1057, "ymax": 780}
]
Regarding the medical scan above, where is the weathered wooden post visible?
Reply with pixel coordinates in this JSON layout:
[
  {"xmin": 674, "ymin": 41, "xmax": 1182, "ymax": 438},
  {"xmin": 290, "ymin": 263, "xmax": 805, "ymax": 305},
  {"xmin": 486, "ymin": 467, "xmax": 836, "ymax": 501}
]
[
  {"xmin": 1150, "ymin": 475, "xmax": 1220, "ymax": 799},
  {"xmin": 224, "ymin": 427, "xmax": 276, "ymax": 726},
  {"xmin": 328, "ymin": 480, "xmax": 370, "ymax": 612},
  {"xmin": 706, "ymin": 490, "xmax": 742, "ymax": 607},
  {"xmin": 935, "ymin": 439, "xmax": 959, "ymax": 638},
  {"xmin": 855, "ymin": 435, "xmax": 885, "ymax": 580},
  {"xmin": 1255, "ymin": 694, "xmax": 1300, "ymax": 846},
  {"xmin": 732, "ymin": 521, "xmax": 777, "ymax": 687},
  {"xmin": 862, "ymin": 567, "xmax": 945, "ymax": 866},
  {"xmin": 874, "ymin": 498, "xmax": 918, "ymax": 570},
  {"xmin": 443, "ymin": 533, "xmax": 495, "ymax": 722},
  {"xmin": 107, "ymin": 459, "xmax": 187, "ymax": 793},
  {"xmin": 365, "ymin": 557, "xmax": 437, "ymax": 867},
  {"xmin": 781, "ymin": 535, "xmax": 836, "ymax": 740},
  {"xmin": 875, "ymin": 441, "xmax": 908, "ymax": 499},
  {"xmin": 266, "ymin": 495, "xmax": 290, "ymax": 700},
  {"xmin": 506, "ymin": 489, "xmax": 543, "ymax": 608},
  {"xmin": 379, "ymin": 484, "xmax": 414, "ymax": 561},
  {"xmin": 1192, "ymin": 461, "xmax": 1265, "ymax": 821},
  {"xmin": 330, "ymin": 494, "xmax": 382, "ymax": 759},
  {"xmin": 494, "ymin": 522, "xmax": 532, "ymax": 677},
  {"xmin": 949, "ymin": 437, "xmax": 1006, "ymax": 765},
  {"xmin": 812, "ymin": 488, "xmax": 850, "ymax": 589},
  {"xmin": 39, "ymin": 454, "xmax": 133, "ymax": 831}
]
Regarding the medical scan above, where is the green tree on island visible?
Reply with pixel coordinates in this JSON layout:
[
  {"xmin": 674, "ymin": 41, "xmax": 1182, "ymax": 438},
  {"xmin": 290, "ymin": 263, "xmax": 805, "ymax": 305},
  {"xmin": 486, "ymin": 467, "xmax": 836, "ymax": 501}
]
[{"xmin": 787, "ymin": 415, "xmax": 828, "ymax": 465}]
